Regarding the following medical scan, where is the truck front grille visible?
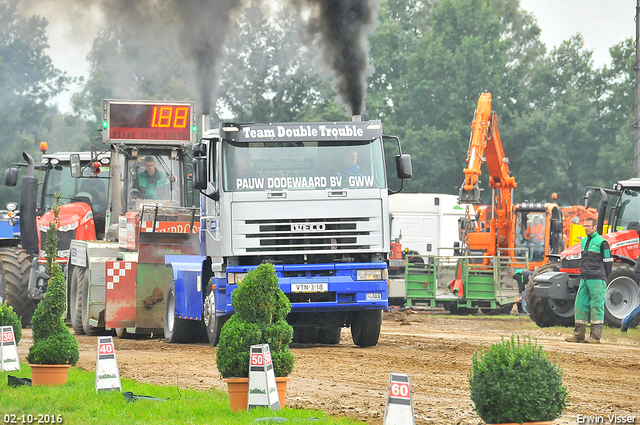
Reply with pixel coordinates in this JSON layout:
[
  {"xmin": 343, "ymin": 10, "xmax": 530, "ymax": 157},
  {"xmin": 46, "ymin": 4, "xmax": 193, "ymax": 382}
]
[{"xmin": 244, "ymin": 218, "xmax": 371, "ymax": 253}]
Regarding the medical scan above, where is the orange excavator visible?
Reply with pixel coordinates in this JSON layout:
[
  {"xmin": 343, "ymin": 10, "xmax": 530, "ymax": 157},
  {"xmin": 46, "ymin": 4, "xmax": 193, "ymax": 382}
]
[{"xmin": 457, "ymin": 92, "xmax": 565, "ymax": 270}]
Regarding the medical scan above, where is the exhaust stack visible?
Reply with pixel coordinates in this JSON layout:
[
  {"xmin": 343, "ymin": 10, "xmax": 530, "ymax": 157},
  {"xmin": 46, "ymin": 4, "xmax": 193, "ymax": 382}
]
[
  {"xmin": 201, "ymin": 114, "xmax": 210, "ymax": 133},
  {"xmin": 352, "ymin": 115, "xmax": 362, "ymax": 122}
]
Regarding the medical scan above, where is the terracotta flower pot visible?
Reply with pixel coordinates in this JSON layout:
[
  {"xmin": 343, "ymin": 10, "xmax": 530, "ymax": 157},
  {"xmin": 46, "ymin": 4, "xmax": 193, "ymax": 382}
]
[
  {"xmin": 224, "ymin": 376, "xmax": 290, "ymax": 411},
  {"xmin": 30, "ymin": 364, "xmax": 71, "ymax": 386}
]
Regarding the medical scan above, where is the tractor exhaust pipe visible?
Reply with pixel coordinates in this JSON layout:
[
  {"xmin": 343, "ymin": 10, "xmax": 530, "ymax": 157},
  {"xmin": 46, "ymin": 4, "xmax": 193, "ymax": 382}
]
[
  {"xmin": 352, "ymin": 115, "xmax": 362, "ymax": 122},
  {"xmin": 202, "ymin": 114, "xmax": 210, "ymax": 133}
]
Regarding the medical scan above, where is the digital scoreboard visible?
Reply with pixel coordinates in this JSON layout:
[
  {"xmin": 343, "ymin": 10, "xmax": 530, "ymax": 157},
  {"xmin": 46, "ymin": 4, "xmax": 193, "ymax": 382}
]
[{"xmin": 102, "ymin": 100, "xmax": 197, "ymax": 145}]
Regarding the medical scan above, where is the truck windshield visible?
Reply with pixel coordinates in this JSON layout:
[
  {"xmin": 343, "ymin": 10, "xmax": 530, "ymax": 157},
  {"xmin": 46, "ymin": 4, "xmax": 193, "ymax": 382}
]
[
  {"xmin": 613, "ymin": 188, "xmax": 640, "ymax": 231},
  {"xmin": 222, "ymin": 139, "xmax": 386, "ymax": 192}
]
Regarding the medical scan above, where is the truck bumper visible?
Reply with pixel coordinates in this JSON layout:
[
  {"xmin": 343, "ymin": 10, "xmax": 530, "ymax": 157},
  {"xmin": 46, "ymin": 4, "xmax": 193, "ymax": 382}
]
[{"xmin": 226, "ymin": 262, "xmax": 389, "ymax": 313}]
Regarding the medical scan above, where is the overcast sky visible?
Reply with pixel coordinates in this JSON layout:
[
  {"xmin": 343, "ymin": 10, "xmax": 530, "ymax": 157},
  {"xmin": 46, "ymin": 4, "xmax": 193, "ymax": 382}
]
[
  {"xmin": 35, "ymin": 0, "xmax": 637, "ymax": 114},
  {"xmin": 520, "ymin": 0, "xmax": 635, "ymax": 67}
]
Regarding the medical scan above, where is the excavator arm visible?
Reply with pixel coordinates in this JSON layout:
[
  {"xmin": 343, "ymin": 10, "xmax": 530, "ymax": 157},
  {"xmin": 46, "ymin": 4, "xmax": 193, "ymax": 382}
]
[
  {"xmin": 459, "ymin": 92, "xmax": 516, "ymax": 203},
  {"xmin": 459, "ymin": 92, "xmax": 517, "ymax": 252}
]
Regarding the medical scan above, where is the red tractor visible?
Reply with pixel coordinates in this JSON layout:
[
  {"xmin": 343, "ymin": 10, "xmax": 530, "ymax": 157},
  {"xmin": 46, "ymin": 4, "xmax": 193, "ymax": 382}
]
[
  {"xmin": 1, "ymin": 147, "xmax": 110, "ymax": 326},
  {"xmin": 527, "ymin": 180, "xmax": 640, "ymax": 328}
]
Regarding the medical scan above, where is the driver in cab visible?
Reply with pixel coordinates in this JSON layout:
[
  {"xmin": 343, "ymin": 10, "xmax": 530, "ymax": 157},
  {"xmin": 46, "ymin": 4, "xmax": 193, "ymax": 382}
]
[{"xmin": 133, "ymin": 156, "xmax": 176, "ymax": 199}]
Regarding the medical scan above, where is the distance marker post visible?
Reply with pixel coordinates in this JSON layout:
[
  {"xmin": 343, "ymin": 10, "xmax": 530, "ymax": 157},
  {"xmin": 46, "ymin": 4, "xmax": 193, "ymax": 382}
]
[
  {"xmin": 0, "ymin": 326, "xmax": 20, "ymax": 372},
  {"xmin": 383, "ymin": 372, "xmax": 415, "ymax": 425},
  {"xmin": 95, "ymin": 336, "xmax": 122, "ymax": 392},
  {"xmin": 247, "ymin": 344, "xmax": 280, "ymax": 410}
]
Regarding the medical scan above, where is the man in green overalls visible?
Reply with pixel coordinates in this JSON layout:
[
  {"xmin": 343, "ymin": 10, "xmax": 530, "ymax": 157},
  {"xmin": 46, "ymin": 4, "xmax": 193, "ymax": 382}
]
[
  {"xmin": 565, "ymin": 217, "xmax": 612, "ymax": 344},
  {"xmin": 134, "ymin": 156, "xmax": 173, "ymax": 199}
]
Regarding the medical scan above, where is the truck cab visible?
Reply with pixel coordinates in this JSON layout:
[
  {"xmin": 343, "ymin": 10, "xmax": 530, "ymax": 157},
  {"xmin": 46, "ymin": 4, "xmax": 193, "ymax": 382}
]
[{"xmin": 167, "ymin": 120, "xmax": 412, "ymax": 347}]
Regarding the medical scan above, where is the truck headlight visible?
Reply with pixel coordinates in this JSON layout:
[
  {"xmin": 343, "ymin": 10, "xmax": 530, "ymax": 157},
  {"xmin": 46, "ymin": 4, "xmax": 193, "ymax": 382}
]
[
  {"xmin": 356, "ymin": 269, "xmax": 388, "ymax": 281},
  {"xmin": 228, "ymin": 272, "xmax": 248, "ymax": 284}
]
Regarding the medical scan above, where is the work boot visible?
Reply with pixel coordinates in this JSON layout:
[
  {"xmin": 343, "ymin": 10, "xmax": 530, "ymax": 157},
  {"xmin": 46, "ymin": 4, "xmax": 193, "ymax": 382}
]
[
  {"xmin": 565, "ymin": 324, "xmax": 586, "ymax": 343},
  {"xmin": 584, "ymin": 324, "xmax": 603, "ymax": 344},
  {"xmin": 621, "ymin": 325, "xmax": 628, "ymax": 333}
]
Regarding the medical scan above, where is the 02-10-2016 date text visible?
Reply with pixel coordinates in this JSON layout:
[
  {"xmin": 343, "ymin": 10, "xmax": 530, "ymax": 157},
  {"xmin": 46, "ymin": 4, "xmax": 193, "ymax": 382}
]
[{"xmin": 3, "ymin": 414, "xmax": 62, "ymax": 424}]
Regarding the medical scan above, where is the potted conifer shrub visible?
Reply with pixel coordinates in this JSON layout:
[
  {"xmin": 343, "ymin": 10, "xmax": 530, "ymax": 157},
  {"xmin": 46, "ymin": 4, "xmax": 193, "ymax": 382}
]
[
  {"xmin": 0, "ymin": 301, "xmax": 22, "ymax": 345},
  {"xmin": 216, "ymin": 263, "xmax": 295, "ymax": 410},
  {"xmin": 468, "ymin": 335, "xmax": 568, "ymax": 424},
  {"xmin": 26, "ymin": 200, "xmax": 79, "ymax": 385}
]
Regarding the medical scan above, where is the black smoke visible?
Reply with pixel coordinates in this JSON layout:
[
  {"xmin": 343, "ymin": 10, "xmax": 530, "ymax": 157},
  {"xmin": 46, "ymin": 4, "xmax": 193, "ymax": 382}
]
[
  {"xmin": 292, "ymin": 0, "xmax": 379, "ymax": 116},
  {"xmin": 19, "ymin": 0, "xmax": 379, "ymax": 117}
]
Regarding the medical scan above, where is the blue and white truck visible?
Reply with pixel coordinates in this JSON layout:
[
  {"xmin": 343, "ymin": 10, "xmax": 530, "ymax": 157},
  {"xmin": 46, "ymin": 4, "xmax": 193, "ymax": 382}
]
[{"xmin": 165, "ymin": 119, "xmax": 412, "ymax": 347}]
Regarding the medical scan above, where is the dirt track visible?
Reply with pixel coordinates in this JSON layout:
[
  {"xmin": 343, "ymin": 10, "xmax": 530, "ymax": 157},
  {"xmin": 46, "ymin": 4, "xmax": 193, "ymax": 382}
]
[{"xmin": 17, "ymin": 311, "xmax": 640, "ymax": 424}]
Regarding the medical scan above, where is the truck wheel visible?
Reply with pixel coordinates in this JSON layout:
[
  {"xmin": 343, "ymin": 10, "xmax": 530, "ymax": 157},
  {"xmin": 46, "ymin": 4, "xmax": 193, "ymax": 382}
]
[
  {"xmin": 351, "ymin": 309, "xmax": 382, "ymax": 347},
  {"xmin": 0, "ymin": 247, "xmax": 36, "ymax": 328},
  {"xmin": 524, "ymin": 265, "xmax": 575, "ymax": 328},
  {"xmin": 69, "ymin": 266, "xmax": 85, "ymax": 334},
  {"xmin": 203, "ymin": 278, "xmax": 225, "ymax": 346},
  {"xmin": 164, "ymin": 277, "xmax": 196, "ymax": 343},
  {"xmin": 79, "ymin": 266, "xmax": 107, "ymax": 336},
  {"xmin": 293, "ymin": 327, "xmax": 318, "ymax": 344},
  {"xmin": 605, "ymin": 265, "xmax": 640, "ymax": 328},
  {"xmin": 318, "ymin": 326, "xmax": 342, "ymax": 344}
]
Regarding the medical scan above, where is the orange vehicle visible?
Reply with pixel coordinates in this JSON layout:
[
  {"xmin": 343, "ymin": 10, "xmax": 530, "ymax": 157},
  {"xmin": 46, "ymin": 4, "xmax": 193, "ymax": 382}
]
[{"xmin": 458, "ymin": 92, "xmax": 564, "ymax": 270}]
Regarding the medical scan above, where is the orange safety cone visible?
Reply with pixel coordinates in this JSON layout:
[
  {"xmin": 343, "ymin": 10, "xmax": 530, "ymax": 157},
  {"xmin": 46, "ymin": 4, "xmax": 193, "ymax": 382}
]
[{"xmin": 447, "ymin": 259, "xmax": 464, "ymax": 298}]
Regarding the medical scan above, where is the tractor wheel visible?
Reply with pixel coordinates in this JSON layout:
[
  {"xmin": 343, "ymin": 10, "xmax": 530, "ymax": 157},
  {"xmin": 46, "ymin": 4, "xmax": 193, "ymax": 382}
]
[
  {"xmin": 524, "ymin": 263, "xmax": 575, "ymax": 328},
  {"xmin": 0, "ymin": 247, "xmax": 36, "ymax": 328},
  {"xmin": 79, "ymin": 266, "xmax": 107, "ymax": 336},
  {"xmin": 351, "ymin": 309, "xmax": 382, "ymax": 347},
  {"xmin": 69, "ymin": 266, "xmax": 85, "ymax": 334},
  {"xmin": 604, "ymin": 265, "xmax": 640, "ymax": 328},
  {"xmin": 203, "ymin": 278, "xmax": 226, "ymax": 346},
  {"xmin": 115, "ymin": 327, "xmax": 132, "ymax": 339}
]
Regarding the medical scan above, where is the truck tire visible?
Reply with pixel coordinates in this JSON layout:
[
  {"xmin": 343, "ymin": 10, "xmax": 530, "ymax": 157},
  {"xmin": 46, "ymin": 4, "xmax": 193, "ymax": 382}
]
[
  {"xmin": 69, "ymin": 266, "xmax": 85, "ymax": 334},
  {"xmin": 164, "ymin": 277, "xmax": 197, "ymax": 343},
  {"xmin": 524, "ymin": 263, "xmax": 575, "ymax": 328},
  {"xmin": 79, "ymin": 266, "xmax": 107, "ymax": 336},
  {"xmin": 0, "ymin": 247, "xmax": 36, "ymax": 328},
  {"xmin": 203, "ymin": 277, "xmax": 225, "ymax": 346},
  {"xmin": 318, "ymin": 326, "xmax": 342, "ymax": 344},
  {"xmin": 351, "ymin": 309, "xmax": 382, "ymax": 347},
  {"xmin": 604, "ymin": 265, "xmax": 640, "ymax": 328}
]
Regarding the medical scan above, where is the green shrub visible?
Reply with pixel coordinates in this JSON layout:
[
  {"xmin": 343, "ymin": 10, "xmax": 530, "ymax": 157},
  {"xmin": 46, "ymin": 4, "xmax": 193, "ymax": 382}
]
[
  {"xmin": 468, "ymin": 335, "xmax": 568, "ymax": 424},
  {"xmin": 216, "ymin": 263, "xmax": 295, "ymax": 378},
  {"xmin": 26, "ymin": 200, "xmax": 79, "ymax": 366},
  {"xmin": 0, "ymin": 301, "xmax": 22, "ymax": 345}
]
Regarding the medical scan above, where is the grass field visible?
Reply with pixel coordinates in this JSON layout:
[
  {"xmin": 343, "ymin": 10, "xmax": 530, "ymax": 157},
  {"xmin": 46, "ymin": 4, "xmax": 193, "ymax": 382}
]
[{"xmin": 0, "ymin": 366, "xmax": 359, "ymax": 425}]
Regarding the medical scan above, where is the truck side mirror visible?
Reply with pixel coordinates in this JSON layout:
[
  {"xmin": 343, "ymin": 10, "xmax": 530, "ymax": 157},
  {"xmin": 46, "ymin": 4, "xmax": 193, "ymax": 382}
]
[
  {"xmin": 550, "ymin": 219, "xmax": 563, "ymax": 233},
  {"xmin": 396, "ymin": 154, "xmax": 412, "ymax": 180},
  {"xmin": 4, "ymin": 168, "xmax": 17, "ymax": 187},
  {"xmin": 193, "ymin": 157, "xmax": 207, "ymax": 190},
  {"xmin": 583, "ymin": 190, "xmax": 592, "ymax": 208},
  {"xmin": 70, "ymin": 154, "xmax": 81, "ymax": 178}
]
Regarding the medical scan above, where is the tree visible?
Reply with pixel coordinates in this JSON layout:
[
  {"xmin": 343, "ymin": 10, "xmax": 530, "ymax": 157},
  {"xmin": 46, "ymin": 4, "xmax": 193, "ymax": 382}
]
[
  {"xmin": 594, "ymin": 38, "xmax": 635, "ymax": 186},
  {"xmin": 217, "ymin": 1, "xmax": 344, "ymax": 123},
  {"xmin": 368, "ymin": 0, "xmax": 545, "ymax": 195},
  {"xmin": 509, "ymin": 35, "xmax": 605, "ymax": 204},
  {"xmin": 72, "ymin": 6, "xmax": 194, "ymax": 123},
  {"xmin": 0, "ymin": 0, "xmax": 70, "ymax": 203}
]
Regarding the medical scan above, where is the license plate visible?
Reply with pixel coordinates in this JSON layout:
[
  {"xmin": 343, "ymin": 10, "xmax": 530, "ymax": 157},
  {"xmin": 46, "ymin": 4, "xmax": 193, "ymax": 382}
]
[
  {"xmin": 366, "ymin": 293, "xmax": 382, "ymax": 300},
  {"xmin": 291, "ymin": 283, "xmax": 328, "ymax": 293}
]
